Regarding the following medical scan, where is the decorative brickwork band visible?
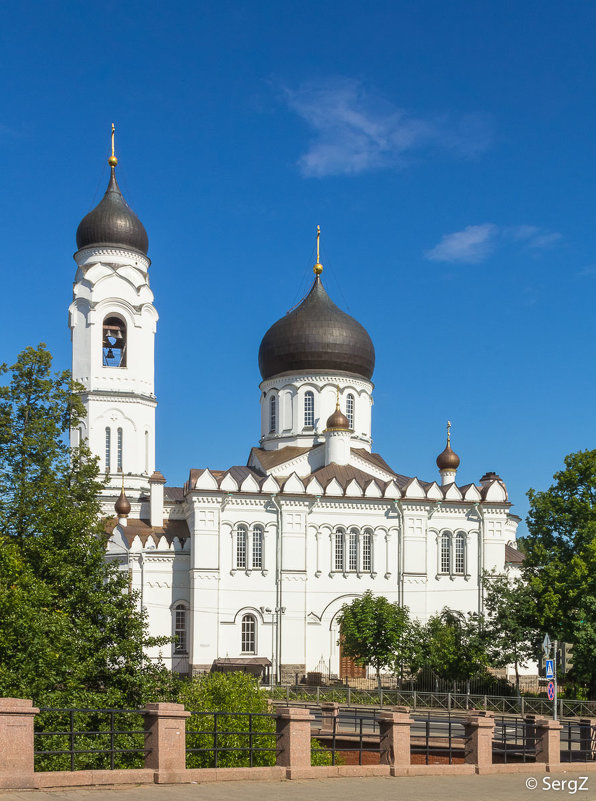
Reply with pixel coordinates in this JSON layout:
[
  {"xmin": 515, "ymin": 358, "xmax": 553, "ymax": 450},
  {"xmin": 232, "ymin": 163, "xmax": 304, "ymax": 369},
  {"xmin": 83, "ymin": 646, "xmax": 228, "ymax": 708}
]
[
  {"xmin": 275, "ymin": 706, "xmax": 314, "ymax": 768},
  {"xmin": 464, "ymin": 710, "xmax": 494, "ymax": 767},
  {"xmin": 378, "ymin": 706, "xmax": 412, "ymax": 767},
  {"xmin": 0, "ymin": 698, "xmax": 40, "ymax": 790}
]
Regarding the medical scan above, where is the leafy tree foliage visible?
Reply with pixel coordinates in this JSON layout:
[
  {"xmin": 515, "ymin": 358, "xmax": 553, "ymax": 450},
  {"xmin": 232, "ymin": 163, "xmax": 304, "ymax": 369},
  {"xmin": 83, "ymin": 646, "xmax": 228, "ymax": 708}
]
[
  {"xmin": 423, "ymin": 608, "xmax": 488, "ymax": 687},
  {"xmin": 523, "ymin": 449, "xmax": 596, "ymax": 697},
  {"xmin": 482, "ymin": 571, "xmax": 539, "ymax": 694},
  {"xmin": 0, "ymin": 345, "xmax": 175, "ymax": 706},
  {"xmin": 337, "ymin": 591, "xmax": 415, "ymax": 686}
]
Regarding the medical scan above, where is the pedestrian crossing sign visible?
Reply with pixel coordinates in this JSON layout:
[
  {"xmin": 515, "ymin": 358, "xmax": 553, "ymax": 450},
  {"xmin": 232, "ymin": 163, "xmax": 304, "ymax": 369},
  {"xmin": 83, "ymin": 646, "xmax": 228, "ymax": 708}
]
[{"xmin": 546, "ymin": 659, "xmax": 554, "ymax": 679}]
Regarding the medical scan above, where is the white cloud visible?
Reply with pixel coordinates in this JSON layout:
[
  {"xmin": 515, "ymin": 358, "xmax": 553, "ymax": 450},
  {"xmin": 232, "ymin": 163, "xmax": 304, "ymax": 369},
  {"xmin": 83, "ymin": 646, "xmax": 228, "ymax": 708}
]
[
  {"xmin": 425, "ymin": 224, "xmax": 499, "ymax": 264},
  {"xmin": 425, "ymin": 224, "xmax": 562, "ymax": 264},
  {"xmin": 283, "ymin": 78, "xmax": 492, "ymax": 178}
]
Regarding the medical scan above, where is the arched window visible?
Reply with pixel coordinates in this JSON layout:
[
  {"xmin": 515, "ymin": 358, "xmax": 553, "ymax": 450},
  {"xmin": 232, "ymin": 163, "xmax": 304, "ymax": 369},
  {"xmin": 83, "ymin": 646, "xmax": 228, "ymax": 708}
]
[
  {"xmin": 304, "ymin": 391, "xmax": 315, "ymax": 427},
  {"xmin": 117, "ymin": 427, "xmax": 123, "ymax": 472},
  {"xmin": 241, "ymin": 614, "xmax": 256, "ymax": 653},
  {"xmin": 346, "ymin": 394, "xmax": 355, "ymax": 430},
  {"xmin": 105, "ymin": 427, "xmax": 111, "ymax": 473},
  {"xmin": 334, "ymin": 528, "xmax": 345, "ymax": 571},
  {"xmin": 174, "ymin": 603, "xmax": 187, "ymax": 653},
  {"xmin": 362, "ymin": 528, "xmax": 372, "ymax": 572},
  {"xmin": 269, "ymin": 395, "xmax": 277, "ymax": 433},
  {"xmin": 440, "ymin": 532, "xmax": 451, "ymax": 574},
  {"xmin": 348, "ymin": 527, "xmax": 358, "ymax": 571},
  {"xmin": 455, "ymin": 532, "xmax": 466, "ymax": 575},
  {"xmin": 252, "ymin": 525, "xmax": 263, "ymax": 569},
  {"xmin": 102, "ymin": 316, "xmax": 127, "ymax": 367},
  {"xmin": 236, "ymin": 525, "xmax": 248, "ymax": 569}
]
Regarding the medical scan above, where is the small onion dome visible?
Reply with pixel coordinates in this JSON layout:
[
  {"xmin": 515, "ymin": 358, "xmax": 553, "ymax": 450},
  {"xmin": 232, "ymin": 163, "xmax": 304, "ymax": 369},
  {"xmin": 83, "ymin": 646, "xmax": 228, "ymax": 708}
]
[
  {"xmin": 325, "ymin": 404, "xmax": 350, "ymax": 431},
  {"xmin": 114, "ymin": 487, "xmax": 131, "ymax": 518},
  {"xmin": 258, "ymin": 275, "xmax": 375, "ymax": 381},
  {"xmin": 76, "ymin": 166, "xmax": 149, "ymax": 255},
  {"xmin": 436, "ymin": 441, "xmax": 460, "ymax": 471}
]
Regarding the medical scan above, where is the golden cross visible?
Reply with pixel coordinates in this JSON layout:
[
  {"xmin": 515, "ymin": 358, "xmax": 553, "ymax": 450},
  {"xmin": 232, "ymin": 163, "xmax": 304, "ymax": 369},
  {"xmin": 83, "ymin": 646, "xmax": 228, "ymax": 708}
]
[{"xmin": 447, "ymin": 420, "xmax": 452, "ymax": 445}]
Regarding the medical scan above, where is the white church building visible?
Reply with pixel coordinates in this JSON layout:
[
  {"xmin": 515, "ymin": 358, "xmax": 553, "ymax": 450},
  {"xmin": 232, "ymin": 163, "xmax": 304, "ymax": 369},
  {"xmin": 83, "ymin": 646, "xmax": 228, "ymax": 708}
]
[{"xmin": 69, "ymin": 144, "xmax": 523, "ymax": 682}]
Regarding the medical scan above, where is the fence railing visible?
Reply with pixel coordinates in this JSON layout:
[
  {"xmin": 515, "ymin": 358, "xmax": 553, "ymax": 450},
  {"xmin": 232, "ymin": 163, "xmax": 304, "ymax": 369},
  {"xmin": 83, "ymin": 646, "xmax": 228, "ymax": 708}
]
[
  {"xmin": 185, "ymin": 711, "xmax": 278, "ymax": 768},
  {"xmin": 34, "ymin": 708, "xmax": 148, "ymax": 772},
  {"xmin": 2, "ymin": 696, "xmax": 593, "ymax": 791},
  {"xmin": 265, "ymin": 685, "xmax": 596, "ymax": 717},
  {"xmin": 560, "ymin": 720, "xmax": 596, "ymax": 763},
  {"xmin": 493, "ymin": 716, "xmax": 537, "ymax": 763},
  {"xmin": 410, "ymin": 711, "xmax": 466, "ymax": 765}
]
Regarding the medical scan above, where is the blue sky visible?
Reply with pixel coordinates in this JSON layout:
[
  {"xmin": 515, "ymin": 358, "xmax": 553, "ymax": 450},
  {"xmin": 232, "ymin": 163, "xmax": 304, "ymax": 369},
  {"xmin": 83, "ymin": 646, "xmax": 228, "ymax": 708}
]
[{"xmin": 2, "ymin": 1, "xmax": 595, "ymax": 535}]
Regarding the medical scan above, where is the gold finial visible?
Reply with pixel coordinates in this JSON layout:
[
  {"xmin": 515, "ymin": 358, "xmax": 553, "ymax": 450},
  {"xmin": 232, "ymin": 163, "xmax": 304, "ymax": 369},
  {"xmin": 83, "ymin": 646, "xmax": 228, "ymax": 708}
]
[
  {"xmin": 313, "ymin": 225, "xmax": 323, "ymax": 275},
  {"xmin": 336, "ymin": 385, "xmax": 341, "ymax": 410},
  {"xmin": 447, "ymin": 420, "xmax": 452, "ymax": 446},
  {"xmin": 108, "ymin": 122, "xmax": 118, "ymax": 167}
]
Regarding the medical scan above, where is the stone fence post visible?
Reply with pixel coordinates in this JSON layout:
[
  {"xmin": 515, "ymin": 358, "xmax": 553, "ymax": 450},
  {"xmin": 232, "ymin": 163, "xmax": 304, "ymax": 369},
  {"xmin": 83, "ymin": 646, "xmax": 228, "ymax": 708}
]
[
  {"xmin": 378, "ymin": 706, "xmax": 412, "ymax": 767},
  {"xmin": 276, "ymin": 706, "xmax": 314, "ymax": 768},
  {"xmin": 143, "ymin": 702, "xmax": 190, "ymax": 781},
  {"xmin": 534, "ymin": 718, "xmax": 562, "ymax": 766},
  {"xmin": 464, "ymin": 710, "xmax": 494, "ymax": 768},
  {"xmin": 320, "ymin": 702, "xmax": 339, "ymax": 733},
  {"xmin": 0, "ymin": 698, "xmax": 39, "ymax": 789}
]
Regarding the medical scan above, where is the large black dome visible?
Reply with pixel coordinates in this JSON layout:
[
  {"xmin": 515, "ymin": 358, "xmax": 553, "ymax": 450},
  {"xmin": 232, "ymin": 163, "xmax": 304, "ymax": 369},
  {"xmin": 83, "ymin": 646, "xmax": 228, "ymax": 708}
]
[
  {"xmin": 76, "ymin": 167, "xmax": 148, "ymax": 255},
  {"xmin": 258, "ymin": 276, "xmax": 375, "ymax": 381}
]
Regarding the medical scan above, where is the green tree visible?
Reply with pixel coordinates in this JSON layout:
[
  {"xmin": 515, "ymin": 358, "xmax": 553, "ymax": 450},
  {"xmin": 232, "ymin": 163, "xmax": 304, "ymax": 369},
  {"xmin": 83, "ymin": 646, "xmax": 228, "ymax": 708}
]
[
  {"xmin": 337, "ymin": 591, "xmax": 414, "ymax": 687},
  {"xmin": 0, "ymin": 345, "xmax": 175, "ymax": 706},
  {"xmin": 423, "ymin": 608, "xmax": 488, "ymax": 689},
  {"xmin": 523, "ymin": 449, "xmax": 596, "ymax": 698},
  {"xmin": 482, "ymin": 571, "xmax": 539, "ymax": 695}
]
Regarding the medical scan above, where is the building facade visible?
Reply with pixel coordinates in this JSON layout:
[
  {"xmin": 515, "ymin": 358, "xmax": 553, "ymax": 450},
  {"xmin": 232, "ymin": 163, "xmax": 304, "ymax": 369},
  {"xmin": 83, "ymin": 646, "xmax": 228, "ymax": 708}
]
[{"xmin": 70, "ymin": 148, "xmax": 523, "ymax": 682}]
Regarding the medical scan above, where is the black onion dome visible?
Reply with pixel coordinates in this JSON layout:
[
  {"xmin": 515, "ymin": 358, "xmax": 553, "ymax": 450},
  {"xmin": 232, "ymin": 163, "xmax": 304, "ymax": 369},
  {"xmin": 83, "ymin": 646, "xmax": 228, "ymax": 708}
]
[
  {"xmin": 76, "ymin": 167, "xmax": 148, "ymax": 255},
  {"xmin": 258, "ymin": 276, "xmax": 375, "ymax": 380}
]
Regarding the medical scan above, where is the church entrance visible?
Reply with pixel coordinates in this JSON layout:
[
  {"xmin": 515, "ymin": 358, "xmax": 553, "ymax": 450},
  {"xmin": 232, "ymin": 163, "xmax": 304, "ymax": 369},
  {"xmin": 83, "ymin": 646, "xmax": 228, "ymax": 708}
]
[{"xmin": 338, "ymin": 640, "xmax": 366, "ymax": 679}]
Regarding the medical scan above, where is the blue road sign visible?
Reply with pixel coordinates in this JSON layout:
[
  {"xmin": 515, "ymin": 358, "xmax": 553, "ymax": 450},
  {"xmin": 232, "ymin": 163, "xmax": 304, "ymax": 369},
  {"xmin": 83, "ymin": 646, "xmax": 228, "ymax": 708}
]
[
  {"xmin": 546, "ymin": 659, "xmax": 554, "ymax": 679},
  {"xmin": 547, "ymin": 681, "xmax": 555, "ymax": 700}
]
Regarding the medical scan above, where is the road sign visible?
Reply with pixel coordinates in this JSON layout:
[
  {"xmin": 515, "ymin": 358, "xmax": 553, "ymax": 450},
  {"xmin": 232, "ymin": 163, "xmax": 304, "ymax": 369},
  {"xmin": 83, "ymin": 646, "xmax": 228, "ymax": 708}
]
[
  {"xmin": 547, "ymin": 681, "xmax": 555, "ymax": 701},
  {"xmin": 543, "ymin": 633, "xmax": 552, "ymax": 657},
  {"xmin": 546, "ymin": 659, "xmax": 554, "ymax": 679}
]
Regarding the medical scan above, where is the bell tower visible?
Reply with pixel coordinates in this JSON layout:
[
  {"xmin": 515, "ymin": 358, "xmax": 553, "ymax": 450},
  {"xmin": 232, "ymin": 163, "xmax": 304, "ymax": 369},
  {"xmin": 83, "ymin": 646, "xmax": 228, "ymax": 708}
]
[{"xmin": 69, "ymin": 126, "xmax": 158, "ymax": 503}]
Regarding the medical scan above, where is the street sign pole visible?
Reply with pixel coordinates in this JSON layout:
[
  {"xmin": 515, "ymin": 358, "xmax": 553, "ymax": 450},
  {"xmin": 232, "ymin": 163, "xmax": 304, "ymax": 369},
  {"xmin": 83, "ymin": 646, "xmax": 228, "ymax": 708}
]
[{"xmin": 553, "ymin": 639, "xmax": 558, "ymax": 720}]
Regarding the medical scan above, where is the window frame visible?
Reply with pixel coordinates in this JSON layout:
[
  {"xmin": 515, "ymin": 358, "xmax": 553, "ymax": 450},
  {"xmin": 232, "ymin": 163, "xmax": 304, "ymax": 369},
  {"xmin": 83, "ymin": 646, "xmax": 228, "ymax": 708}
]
[
  {"xmin": 241, "ymin": 613, "xmax": 257, "ymax": 654},
  {"xmin": 304, "ymin": 390, "xmax": 315, "ymax": 428},
  {"xmin": 173, "ymin": 603, "xmax": 188, "ymax": 654},
  {"xmin": 236, "ymin": 525, "xmax": 248, "ymax": 569},
  {"xmin": 252, "ymin": 525, "xmax": 264, "ymax": 569},
  {"xmin": 269, "ymin": 395, "xmax": 277, "ymax": 434},
  {"xmin": 105, "ymin": 427, "xmax": 111, "ymax": 473},
  {"xmin": 346, "ymin": 393, "xmax": 355, "ymax": 430}
]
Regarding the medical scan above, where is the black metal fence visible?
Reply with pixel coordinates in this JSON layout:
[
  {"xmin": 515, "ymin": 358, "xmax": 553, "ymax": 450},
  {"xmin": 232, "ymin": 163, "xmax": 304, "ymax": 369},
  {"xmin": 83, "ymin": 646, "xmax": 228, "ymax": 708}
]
[
  {"xmin": 493, "ymin": 716, "xmax": 537, "ymax": 763},
  {"xmin": 185, "ymin": 711, "xmax": 278, "ymax": 768},
  {"xmin": 560, "ymin": 720, "xmax": 596, "ymax": 763},
  {"xmin": 34, "ymin": 708, "xmax": 148, "ymax": 772},
  {"xmin": 410, "ymin": 712, "xmax": 466, "ymax": 765},
  {"xmin": 311, "ymin": 709, "xmax": 380, "ymax": 766},
  {"xmin": 267, "ymin": 685, "xmax": 596, "ymax": 718}
]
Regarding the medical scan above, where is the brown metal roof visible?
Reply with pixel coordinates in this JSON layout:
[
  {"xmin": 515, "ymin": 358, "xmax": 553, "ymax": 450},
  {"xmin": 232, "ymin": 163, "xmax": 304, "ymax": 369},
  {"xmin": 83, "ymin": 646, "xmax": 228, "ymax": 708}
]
[
  {"xmin": 249, "ymin": 445, "xmax": 321, "ymax": 471},
  {"xmin": 505, "ymin": 544, "xmax": 524, "ymax": 564},
  {"xmin": 106, "ymin": 517, "xmax": 190, "ymax": 547}
]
